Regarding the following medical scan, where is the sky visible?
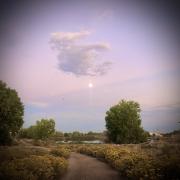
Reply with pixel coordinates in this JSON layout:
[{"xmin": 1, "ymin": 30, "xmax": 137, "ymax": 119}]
[{"xmin": 0, "ymin": 0, "xmax": 180, "ymax": 132}]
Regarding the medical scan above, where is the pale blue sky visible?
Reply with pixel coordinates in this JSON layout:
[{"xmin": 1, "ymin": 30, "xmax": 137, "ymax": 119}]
[{"xmin": 0, "ymin": 0, "xmax": 180, "ymax": 132}]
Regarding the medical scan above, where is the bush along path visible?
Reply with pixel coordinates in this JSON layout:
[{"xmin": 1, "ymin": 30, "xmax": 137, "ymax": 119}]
[
  {"xmin": 61, "ymin": 152, "xmax": 121, "ymax": 180},
  {"xmin": 76, "ymin": 144, "xmax": 180, "ymax": 180},
  {"xmin": 0, "ymin": 146, "xmax": 70, "ymax": 180}
]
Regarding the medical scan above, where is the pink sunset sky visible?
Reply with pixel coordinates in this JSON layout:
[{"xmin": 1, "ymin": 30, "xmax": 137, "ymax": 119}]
[{"xmin": 0, "ymin": 0, "xmax": 180, "ymax": 132}]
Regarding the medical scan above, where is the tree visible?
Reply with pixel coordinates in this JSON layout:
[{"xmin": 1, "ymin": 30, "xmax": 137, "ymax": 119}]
[
  {"xmin": 51, "ymin": 131, "xmax": 64, "ymax": 141},
  {"xmin": 33, "ymin": 118, "xmax": 55, "ymax": 139},
  {"xmin": 0, "ymin": 81, "xmax": 24, "ymax": 145},
  {"xmin": 71, "ymin": 131, "xmax": 81, "ymax": 141},
  {"xmin": 105, "ymin": 100, "xmax": 148, "ymax": 144}
]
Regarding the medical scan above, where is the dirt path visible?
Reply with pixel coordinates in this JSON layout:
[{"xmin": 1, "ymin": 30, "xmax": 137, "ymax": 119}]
[{"xmin": 61, "ymin": 152, "xmax": 121, "ymax": 180}]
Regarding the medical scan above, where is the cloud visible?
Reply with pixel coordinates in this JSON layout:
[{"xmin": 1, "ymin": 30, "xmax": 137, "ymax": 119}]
[
  {"xmin": 50, "ymin": 31, "xmax": 111, "ymax": 76},
  {"xmin": 51, "ymin": 31, "xmax": 91, "ymax": 42}
]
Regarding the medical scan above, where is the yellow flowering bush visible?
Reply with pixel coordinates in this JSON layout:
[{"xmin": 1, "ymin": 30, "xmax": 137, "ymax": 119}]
[
  {"xmin": 0, "ymin": 146, "xmax": 49, "ymax": 162},
  {"xmin": 0, "ymin": 155, "xmax": 68, "ymax": 180},
  {"xmin": 50, "ymin": 147, "xmax": 70, "ymax": 158},
  {"xmin": 76, "ymin": 144, "xmax": 180, "ymax": 180},
  {"xmin": 92, "ymin": 145, "xmax": 107, "ymax": 159},
  {"xmin": 77, "ymin": 145, "xmax": 94, "ymax": 156}
]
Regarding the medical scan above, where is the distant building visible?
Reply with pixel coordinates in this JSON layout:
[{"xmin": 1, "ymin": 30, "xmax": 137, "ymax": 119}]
[
  {"xmin": 149, "ymin": 132, "xmax": 163, "ymax": 137},
  {"xmin": 149, "ymin": 132, "xmax": 163, "ymax": 142}
]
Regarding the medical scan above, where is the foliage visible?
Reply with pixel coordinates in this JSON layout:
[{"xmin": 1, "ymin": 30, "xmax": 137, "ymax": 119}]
[
  {"xmin": 0, "ymin": 81, "xmax": 24, "ymax": 145},
  {"xmin": 0, "ymin": 155, "xmax": 68, "ymax": 180},
  {"xmin": 51, "ymin": 131, "xmax": 64, "ymax": 141},
  {"xmin": 19, "ymin": 129, "xmax": 105, "ymax": 142},
  {"xmin": 62, "ymin": 131, "xmax": 105, "ymax": 142},
  {"xmin": 19, "ymin": 126, "xmax": 37, "ymax": 139},
  {"xmin": 0, "ymin": 145, "xmax": 69, "ymax": 180},
  {"xmin": 35, "ymin": 119, "xmax": 55, "ymax": 139},
  {"xmin": 105, "ymin": 99, "xmax": 148, "ymax": 144},
  {"xmin": 18, "ymin": 128, "xmax": 29, "ymax": 138},
  {"xmin": 18, "ymin": 119, "xmax": 55, "ymax": 139},
  {"xmin": 50, "ymin": 147, "xmax": 71, "ymax": 158},
  {"xmin": 76, "ymin": 143, "xmax": 180, "ymax": 180},
  {"xmin": 0, "ymin": 146, "xmax": 49, "ymax": 163}
]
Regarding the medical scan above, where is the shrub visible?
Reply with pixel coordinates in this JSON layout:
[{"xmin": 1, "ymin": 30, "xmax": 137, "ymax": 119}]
[
  {"xmin": 48, "ymin": 155, "xmax": 68, "ymax": 178},
  {"xmin": 105, "ymin": 146, "xmax": 131, "ymax": 165},
  {"xmin": 50, "ymin": 147, "xmax": 70, "ymax": 159},
  {"xmin": 114, "ymin": 153, "xmax": 157, "ymax": 179},
  {"xmin": 155, "ymin": 155, "xmax": 180, "ymax": 180},
  {"xmin": 0, "ymin": 155, "xmax": 68, "ymax": 180},
  {"xmin": 0, "ymin": 146, "xmax": 49, "ymax": 163},
  {"xmin": 77, "ymin": 145, "xmax": 94, "ymax": 156},
  {"xmin": 76, "ymin": 144, "xmax": 180, "ymax": 180},
  {"xmin": 92, "ymin": 145, "xmax": 107, "ymax": 159}
]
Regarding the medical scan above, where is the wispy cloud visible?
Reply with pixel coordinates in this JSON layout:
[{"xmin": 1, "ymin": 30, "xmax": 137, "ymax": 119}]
[{"xmin": 50, "ymin": 31, "xmax": 111, "ymax": 76}]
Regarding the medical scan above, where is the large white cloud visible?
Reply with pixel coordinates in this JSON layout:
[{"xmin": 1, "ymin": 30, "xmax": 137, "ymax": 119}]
[{"xmin": 50, "ymin": 31, "xmax": 111, "ymax": 76}]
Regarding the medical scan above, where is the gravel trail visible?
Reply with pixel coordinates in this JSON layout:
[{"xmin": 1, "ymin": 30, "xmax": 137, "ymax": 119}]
[{"xmin": 61, "ymin": 152, "xmax": 121, "ymax": 180}]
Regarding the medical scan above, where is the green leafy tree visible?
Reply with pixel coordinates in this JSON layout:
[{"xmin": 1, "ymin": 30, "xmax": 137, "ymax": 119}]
[
  {"xmin": 27, "ymin": 125, "xmax": 38, "ymax": 139},
  {"xmin": 105, "ymin": 100, "xmax": 148, "ymax": 144},
  {"xmin": 18, "ymin": 119, "xmax": 55, "ymax": 139},
  {"xmin": 18, "ymin": 127, "xmax": 37, "ymax": 139},
  {"xmin": 35, "ymin": 118, "xmax": 55, "ymax": 139},
  {"xmin": 0, "ymin": 81, "xmax": 24, "ymax": 145}
]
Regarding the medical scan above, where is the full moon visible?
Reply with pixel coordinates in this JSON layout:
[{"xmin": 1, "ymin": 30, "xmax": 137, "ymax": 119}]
[{"xmin": 88, "ymin": 83, "xmax": 93, "ymax": 88}]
